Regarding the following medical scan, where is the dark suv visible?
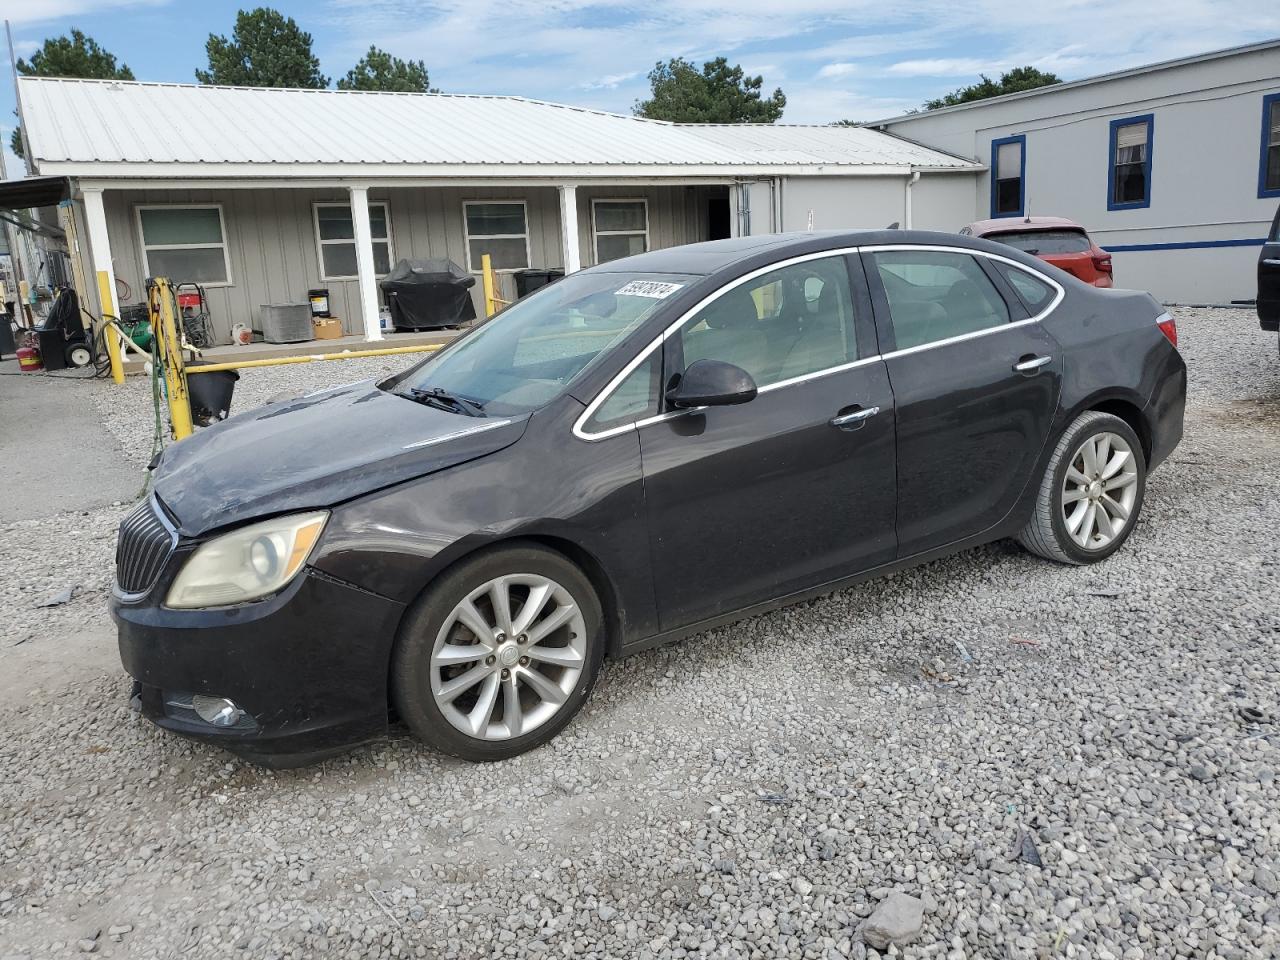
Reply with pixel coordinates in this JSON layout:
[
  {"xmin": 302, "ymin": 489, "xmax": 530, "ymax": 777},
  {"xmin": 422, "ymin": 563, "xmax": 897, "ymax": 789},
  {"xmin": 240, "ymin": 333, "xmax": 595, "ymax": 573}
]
[{"xmin": 1261, "ymin": 204, "xmax": 1280, "ymax": 350}]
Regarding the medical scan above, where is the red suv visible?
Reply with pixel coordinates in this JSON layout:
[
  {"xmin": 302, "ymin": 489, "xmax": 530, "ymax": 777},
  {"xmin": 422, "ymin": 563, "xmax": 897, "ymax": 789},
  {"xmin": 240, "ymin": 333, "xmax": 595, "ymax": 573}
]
[{"xmin": 961, "ymin": 217, "xmax": 1113, "ymax": 287}]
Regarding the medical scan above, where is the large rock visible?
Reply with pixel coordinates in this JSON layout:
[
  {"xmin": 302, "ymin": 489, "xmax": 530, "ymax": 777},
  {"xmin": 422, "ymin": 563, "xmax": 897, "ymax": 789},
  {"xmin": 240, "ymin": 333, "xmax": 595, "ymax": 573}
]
[{"xmin": 858, "ymin": 893, "xmax": 924, "ymax": 949}]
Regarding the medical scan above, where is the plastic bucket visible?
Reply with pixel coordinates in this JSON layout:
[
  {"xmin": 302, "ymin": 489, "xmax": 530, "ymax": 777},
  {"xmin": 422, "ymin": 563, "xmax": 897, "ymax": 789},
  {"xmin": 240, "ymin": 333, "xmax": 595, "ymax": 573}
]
[{"xmin": 187, "ymin": 362, "xmax": 240, "ymax": 427}]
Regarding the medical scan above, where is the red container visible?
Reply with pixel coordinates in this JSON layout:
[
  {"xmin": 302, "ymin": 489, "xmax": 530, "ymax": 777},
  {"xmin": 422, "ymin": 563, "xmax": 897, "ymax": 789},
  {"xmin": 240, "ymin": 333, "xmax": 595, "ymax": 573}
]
[
  {"xmin": 17, "ymin": 345, "xmax": 43, "ymax": 373},
  {"xmin": 177, "ymin": 292, "xmax": 202, "ymax": 312}
]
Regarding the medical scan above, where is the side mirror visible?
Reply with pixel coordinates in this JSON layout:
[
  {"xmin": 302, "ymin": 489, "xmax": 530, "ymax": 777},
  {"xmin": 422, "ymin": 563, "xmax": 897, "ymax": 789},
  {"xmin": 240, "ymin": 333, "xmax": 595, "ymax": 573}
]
[{"xmin": 665, "ymin": 359, "xmax": 758, "ymax": 408}]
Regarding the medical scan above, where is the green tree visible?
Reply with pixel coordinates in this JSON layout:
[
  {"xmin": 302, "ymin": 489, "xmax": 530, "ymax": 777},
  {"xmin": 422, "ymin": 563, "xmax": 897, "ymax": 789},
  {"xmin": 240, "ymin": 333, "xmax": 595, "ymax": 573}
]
[
  {"xmin": 196, "ymin": 7, "xmax": 328, "ymax": 88},
  {"xmin": 923, "ymin": 66, "xmax": 1060, "ymax": 110},
  {"xmin": 634, "ymin": 57, "xmax": 785, "ymax": 123},
  {"xmin": 338, "ymin": 45, "xmax": 436, "ymax": 92},
  {"xmin": 11, "ymin": 29, "xmax": 134, "ymax": 158}
]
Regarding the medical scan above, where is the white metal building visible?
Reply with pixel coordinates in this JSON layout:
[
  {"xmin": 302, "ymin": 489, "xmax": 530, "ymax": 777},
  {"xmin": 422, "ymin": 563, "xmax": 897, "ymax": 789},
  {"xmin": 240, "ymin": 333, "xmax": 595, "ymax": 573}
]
[
  {"xmin": 16, "ymin": 78, "xmax": 979, "ymax": 343},
  {"xmin": 871, "ymin": 39, "xmax": 1280, "ymax": 305}
]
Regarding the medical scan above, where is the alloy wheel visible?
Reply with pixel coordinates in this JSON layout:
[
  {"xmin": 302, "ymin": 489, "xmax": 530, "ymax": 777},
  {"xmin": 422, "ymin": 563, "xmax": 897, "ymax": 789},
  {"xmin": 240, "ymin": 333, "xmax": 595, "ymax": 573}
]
[
  {"xmin": 1061, "ymin": 431, "xmax": 1139, "ymax": 551},
  {"xmin": 429, "ymin": 574, "xmax": 587, "ymax": 741}
]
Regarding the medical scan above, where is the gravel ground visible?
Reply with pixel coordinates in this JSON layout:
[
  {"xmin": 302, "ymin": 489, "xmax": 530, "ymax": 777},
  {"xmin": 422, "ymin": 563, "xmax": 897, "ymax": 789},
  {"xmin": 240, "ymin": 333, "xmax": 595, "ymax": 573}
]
[{"xmin": 1, "ymin": 307, "xmax": 1278, "ymax": 960}]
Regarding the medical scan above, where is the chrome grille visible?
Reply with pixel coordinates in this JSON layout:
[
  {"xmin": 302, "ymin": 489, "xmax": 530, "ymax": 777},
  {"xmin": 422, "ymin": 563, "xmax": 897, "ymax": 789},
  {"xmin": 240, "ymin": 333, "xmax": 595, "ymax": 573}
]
[{"xmin": 115, "ymin": 497, "xmax": 176, "ymax": 596}]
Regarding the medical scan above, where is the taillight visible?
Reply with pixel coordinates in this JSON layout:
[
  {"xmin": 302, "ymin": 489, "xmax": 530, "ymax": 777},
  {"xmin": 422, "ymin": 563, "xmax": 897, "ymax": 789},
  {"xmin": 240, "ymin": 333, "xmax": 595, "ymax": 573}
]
[
  {"xmin": 1092, "ymin": 251, "xmax": 1113, "ymax": 275},
  {"xmin": 1156, "ymin": 311, "xmax": 1177, "ymax": 348}
]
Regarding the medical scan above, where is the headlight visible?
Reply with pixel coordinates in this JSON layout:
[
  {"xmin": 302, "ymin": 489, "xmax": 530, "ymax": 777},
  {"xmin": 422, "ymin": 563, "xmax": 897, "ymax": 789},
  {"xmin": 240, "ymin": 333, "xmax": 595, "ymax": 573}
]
[{"xmin": 166, "ymin": 511, "xmax": 328, "ymax": 609}]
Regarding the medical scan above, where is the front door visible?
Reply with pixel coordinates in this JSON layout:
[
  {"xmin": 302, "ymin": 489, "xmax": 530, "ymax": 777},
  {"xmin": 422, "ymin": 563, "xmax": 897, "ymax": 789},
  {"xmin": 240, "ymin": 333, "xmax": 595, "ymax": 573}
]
[
  {"xmin": 638, "ymin": 253, "xmax": 897, "ymax": 631},
  {"xmin": 862, "ymin": 247, "xmax": 1062, "ymax": 556}
]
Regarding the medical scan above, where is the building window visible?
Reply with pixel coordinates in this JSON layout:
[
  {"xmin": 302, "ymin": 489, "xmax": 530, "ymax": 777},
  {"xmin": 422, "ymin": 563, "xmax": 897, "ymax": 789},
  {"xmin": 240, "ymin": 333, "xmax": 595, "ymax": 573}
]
[
  {"xmin": 464, "ymin": 201, "xmax": 530, "ymax": 272},
  {"xmin": 314, "ymin": 202, "xmax": 392, "ymax": 280},
  {"xmin": 592, "ymin": 199, "xmax": 649, "ymax": 263},
  {"xmin": 136, "ymin": 205, "xmax": 232, "ymax": 285},
  {"xmin": 1261, "ymin": 93, "xmax": 1280, "ymax": 199},
  {"xmin": 990, "ymin": 135, "xmax": 1025, "ymax": 218},
  {"xmin": 1108, "ymin": 115, "xmax": 1154, "ymax": 210}
]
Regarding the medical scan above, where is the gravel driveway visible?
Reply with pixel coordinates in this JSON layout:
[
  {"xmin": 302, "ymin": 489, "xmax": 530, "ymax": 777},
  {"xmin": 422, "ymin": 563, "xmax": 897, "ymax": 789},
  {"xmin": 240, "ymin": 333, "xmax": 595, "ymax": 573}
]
[{"xmin": 1, "ymin": 308, "xmax": 1277, "ymax": 960}]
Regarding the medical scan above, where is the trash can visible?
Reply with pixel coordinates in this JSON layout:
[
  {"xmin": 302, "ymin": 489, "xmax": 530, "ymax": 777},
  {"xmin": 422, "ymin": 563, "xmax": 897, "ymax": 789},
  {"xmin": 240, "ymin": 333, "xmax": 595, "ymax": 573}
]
[
  {"xmin": 186, "ymin": 362, "xmax": 240, "ymax": 427},
  {"xmin": 514, "ymin": 268, "xmax": 566, "ymax": 298}
]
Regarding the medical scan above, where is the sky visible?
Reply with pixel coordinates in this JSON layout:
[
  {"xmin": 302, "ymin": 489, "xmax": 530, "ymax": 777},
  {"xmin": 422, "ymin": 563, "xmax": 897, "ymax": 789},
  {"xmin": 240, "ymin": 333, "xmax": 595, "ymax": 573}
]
[{"xmin": 2, "ymin": 0, "xmax": 1279, "ymax": 179}]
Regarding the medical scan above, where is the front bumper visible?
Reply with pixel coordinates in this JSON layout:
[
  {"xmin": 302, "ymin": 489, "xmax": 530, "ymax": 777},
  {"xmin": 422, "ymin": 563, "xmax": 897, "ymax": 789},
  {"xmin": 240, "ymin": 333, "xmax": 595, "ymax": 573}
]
[{"xmin": 112, "ymin": 568, "xmax": 405, "ymax": 767}]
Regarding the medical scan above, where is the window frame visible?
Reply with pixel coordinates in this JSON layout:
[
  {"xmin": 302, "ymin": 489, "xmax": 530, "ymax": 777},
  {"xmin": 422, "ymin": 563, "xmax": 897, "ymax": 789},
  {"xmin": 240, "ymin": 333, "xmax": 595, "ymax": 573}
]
[
  {"xmin": 462, "ymin": 199, "xmax": 532, "ymax": 273},
  {"xmin": 591, "ymin": 198, "xmax": 650, "ymax": 264},
  {"xmin": 312, "ymin": 200, "xmax": 395, "ymax": 282},
  {"xmin": 1259, "ymin": 92, "xmax": 1280, "ymax": 200},
  {"xmin": 573, "ymin": 244, "xmax": 1065, "ymax": 442},
  {"xmin": 989, "ymin": 134, "xmax": 1026, "ymax": 219},
  {"xmin": 134, "ymin": 203, "xmax": 234, "ymax": 287},
  {"xmin": 1107, "ymin": 114, "xmax": 1155, "ymax": 211}
]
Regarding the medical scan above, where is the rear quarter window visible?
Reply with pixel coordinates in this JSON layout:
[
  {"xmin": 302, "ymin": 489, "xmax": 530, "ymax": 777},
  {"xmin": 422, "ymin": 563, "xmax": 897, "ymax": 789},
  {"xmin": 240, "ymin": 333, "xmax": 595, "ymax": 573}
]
[
  {"xmin": 994, "ymin": 263, "xmax": 1056, "ymax": 313},
  {"xmin": 988, "ymin": 230, "xmax": 1091, "ymax": 255}
]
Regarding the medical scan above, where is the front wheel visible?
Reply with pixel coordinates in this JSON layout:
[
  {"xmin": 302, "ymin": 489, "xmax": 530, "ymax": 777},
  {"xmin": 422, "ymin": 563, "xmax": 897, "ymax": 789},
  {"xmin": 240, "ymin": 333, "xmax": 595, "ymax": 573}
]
[
  {"xmin": 391, "ymin": 543, "xmax": 604, "ymax": 761},
  {"xmin": 1017, "ymin": 411, "xmax": 1146, "ymax": 565}
]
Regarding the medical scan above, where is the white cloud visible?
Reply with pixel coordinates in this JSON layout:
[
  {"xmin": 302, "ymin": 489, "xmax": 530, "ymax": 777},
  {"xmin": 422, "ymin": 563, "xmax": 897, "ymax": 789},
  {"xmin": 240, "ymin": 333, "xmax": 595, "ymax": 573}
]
[
  {"xmin": 817, "ymin": 62, "xmax": 862, "ymax": 79},
  {"xmin": 0, "ymin": 0, "xmax": 167, "ymax": 27},
  {"xmin": 316, "ymin": 0, "xmax": 1280, "ymax": 125}
]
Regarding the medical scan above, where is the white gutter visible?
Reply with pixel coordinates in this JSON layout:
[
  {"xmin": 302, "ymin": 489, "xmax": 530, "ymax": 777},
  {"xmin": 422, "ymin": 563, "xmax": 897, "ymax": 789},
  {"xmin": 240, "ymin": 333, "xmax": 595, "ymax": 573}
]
[
  {"xmin": 903, "ymin": 170, "xmax": 921, "ymax": 229},
  {"xmin": 43, "ymin": 161, "xmax": 980, "ymax": 181}
]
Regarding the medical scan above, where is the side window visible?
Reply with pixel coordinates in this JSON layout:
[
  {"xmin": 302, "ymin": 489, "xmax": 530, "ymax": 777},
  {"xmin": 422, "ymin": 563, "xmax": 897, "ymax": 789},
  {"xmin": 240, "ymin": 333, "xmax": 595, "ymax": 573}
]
[
  {"xmin": 1108, "ymin": 115, "xmax": 1153, "ymax": 209},
  {"xmin": 995, "ymin": 263, "xmax": 1055, "ymax": 313},
  {"xmin": 582, "ymin": 352, "xmax": 659, "ymax": 433},
  {"xmin": 676, "ymin": 256, "xmax": 857, "ymax": 388},
  {"xmin": 870, "ymin": 250, "xmax": 1010, "ymax": 350},
  {"xmin": 990, "ymin": 135, "xmax": 1025, "ymax": 217}
]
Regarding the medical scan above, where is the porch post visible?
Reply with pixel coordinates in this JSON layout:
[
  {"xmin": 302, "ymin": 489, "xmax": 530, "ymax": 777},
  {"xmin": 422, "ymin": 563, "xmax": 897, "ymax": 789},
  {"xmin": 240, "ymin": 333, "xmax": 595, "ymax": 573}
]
[
  {"xmin": 558, "ymin": 184, "xmax": 581, "ymax": 274},
  {"xmin": 81, "ymin": 188, "xmax": 118, "ymax": 321},
  {"xmin": 348, "ymin": 184, "xmax": 382, "ymax": 341}
]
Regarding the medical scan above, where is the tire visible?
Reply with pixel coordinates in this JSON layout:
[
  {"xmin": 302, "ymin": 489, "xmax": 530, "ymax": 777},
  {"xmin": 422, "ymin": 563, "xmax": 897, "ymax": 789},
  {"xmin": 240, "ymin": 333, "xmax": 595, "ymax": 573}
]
[
  {"xmin": 1017, "ymin": 411, "xmax": 1146, "ymax": 565},
  {"xmin": 65, "ymin": 343, "xmax": 93, "ymax": 368},
  {"xmin": 391, "ymin": 543, "xmax": 605, "ymax": 761}
]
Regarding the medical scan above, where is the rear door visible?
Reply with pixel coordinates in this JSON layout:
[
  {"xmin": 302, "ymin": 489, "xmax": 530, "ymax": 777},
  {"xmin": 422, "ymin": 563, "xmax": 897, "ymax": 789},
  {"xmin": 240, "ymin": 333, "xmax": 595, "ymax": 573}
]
[
  {"xmin": 1260, "ymin": 204, "xmax": 1280, "ymax": 330},
  {"xmin": 635, "ymin": 252, "xmax": 897, "ymax": 630},
  {"xmin": 863, "ymin": 246, "xmax": 1063, "ymax": 557}
]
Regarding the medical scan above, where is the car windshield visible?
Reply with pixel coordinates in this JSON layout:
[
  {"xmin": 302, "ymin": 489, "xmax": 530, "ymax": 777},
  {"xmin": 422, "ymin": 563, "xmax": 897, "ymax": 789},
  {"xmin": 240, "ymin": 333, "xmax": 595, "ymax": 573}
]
[
  {"xmin": 988, "ymin": 229, "xmax": 1092, "ymax": 255},
  {"xmin": 385, "ymin": 271, "xmax": 688, "ymax": 417}
]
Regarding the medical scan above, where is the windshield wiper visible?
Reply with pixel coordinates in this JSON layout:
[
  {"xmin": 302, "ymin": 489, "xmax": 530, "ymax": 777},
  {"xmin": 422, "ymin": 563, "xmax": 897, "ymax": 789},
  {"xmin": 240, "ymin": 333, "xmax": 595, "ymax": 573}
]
[{"xmin": 404, "ymin": 385, "xmax": 486, "ymax": 417}]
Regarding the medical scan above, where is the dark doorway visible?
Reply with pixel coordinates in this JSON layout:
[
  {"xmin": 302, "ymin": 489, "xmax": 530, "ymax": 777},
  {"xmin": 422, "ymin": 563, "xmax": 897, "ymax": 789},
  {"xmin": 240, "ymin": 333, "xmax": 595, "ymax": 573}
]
[{"xmin": 706, "ymin": 197, "xmax": 731, "ymax": 241}]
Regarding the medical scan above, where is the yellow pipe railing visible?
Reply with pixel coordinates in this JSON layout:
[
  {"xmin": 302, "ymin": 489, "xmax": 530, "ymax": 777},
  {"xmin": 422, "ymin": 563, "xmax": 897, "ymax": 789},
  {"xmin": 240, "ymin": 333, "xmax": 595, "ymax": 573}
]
[{"xmin": 185, "ymin": 344, "xmax": 443, "ymax": 375}]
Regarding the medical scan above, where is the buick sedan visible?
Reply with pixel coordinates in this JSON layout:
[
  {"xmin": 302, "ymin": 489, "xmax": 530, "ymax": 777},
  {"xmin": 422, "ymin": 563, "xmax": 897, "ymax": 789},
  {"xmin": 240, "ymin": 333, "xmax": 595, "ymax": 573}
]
[{"xmin": 111, "ymin": 230, "xmax": 1185, "ymax": 766}]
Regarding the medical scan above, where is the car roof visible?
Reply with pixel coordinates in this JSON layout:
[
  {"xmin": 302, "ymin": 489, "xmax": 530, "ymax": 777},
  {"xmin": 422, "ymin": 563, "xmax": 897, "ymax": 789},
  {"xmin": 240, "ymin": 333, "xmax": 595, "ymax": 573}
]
[
  {"xmin": 965, "ymin": 216, "xmax": 1087, "ymax": 236},
  {"xmin": 585, "ymin": 229, "xmax": 1003, "ymax": 277}
]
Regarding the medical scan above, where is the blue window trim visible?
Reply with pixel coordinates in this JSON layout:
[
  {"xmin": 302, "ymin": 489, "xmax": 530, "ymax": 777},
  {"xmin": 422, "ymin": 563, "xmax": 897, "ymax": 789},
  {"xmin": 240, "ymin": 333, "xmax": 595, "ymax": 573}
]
[
  {"xmin": 1260, "ymin": 92, "xmax": 1280, "ymax": 200},
  {"xmin": 1107, "ymin": 114, "xmax": 1154, "ymax": 211},
  {"xmin": 989, "ymin": 134, "xmax": 1026, "ymax": 218}
]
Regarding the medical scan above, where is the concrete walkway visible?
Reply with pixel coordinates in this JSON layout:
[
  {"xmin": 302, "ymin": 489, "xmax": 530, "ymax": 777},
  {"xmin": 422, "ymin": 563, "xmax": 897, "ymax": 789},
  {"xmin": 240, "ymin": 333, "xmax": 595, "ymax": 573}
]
[{"xmin": 0, "ymin": 363, "xmax": 143, "ymax": 521}]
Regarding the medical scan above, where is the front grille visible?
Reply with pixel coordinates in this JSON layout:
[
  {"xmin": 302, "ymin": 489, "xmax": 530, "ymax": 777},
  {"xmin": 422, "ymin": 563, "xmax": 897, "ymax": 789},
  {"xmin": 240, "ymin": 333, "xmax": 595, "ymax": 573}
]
[{"xmin": 115, "ymin": 497, "xmax": 177, "ymax": 596}]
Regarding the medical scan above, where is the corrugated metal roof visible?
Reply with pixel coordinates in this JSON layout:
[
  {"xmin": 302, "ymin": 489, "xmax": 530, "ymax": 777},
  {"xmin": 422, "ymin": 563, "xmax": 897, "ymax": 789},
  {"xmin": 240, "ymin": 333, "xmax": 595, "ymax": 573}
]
[{"xmin": 19, "ymin": 77, "xmax": 979, "ymax": 177}]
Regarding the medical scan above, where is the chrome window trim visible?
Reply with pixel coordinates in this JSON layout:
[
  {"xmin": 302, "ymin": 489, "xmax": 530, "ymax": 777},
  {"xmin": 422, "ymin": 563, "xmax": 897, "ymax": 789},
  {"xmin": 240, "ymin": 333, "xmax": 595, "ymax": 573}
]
[{"xmin": 571, "ymin": 243, "xmax": 1065, "ymax": 442}]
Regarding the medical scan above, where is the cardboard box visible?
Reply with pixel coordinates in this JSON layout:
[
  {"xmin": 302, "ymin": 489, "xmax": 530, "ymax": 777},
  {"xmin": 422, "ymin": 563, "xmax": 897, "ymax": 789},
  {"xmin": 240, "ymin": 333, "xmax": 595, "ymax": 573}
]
[{"xmin": 313, "ymin": 318, "xmax": 344, "ymax": 340}]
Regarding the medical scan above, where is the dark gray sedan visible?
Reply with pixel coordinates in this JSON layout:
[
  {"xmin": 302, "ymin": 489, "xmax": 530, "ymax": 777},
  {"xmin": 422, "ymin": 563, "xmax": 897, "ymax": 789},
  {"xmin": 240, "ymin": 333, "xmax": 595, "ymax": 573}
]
[{"xmin": 112, "ymin": 230, "xmax": 1185, "ymax": 766}]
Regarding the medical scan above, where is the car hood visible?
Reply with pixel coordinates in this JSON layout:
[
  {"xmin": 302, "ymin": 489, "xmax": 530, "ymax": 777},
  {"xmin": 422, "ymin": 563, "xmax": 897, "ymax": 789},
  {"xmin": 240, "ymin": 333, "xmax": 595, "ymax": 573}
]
[{"xmin": 153, "ymin": 380, "xmax": 528, "ymax": 537}]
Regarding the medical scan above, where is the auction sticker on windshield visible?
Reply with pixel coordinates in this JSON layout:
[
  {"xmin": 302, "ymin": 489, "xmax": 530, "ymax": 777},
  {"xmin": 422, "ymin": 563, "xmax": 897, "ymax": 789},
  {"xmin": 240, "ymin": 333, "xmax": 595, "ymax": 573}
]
[{"xmin": 615, "ymin": 280, "xmax": 684, "ymax": 299}]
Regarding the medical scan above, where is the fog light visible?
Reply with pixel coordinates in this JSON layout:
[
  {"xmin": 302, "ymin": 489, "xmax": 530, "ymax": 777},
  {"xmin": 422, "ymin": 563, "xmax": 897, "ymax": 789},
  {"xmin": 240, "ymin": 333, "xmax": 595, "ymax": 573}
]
[{"xmin": 191, "ymin": 695, "xmax": 244, "ymax": 727}]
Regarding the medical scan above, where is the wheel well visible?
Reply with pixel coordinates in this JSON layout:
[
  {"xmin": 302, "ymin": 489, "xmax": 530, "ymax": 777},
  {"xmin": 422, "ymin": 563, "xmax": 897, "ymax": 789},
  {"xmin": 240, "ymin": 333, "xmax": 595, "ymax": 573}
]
[
  {"xmin": 394, "ymin": 534, "xmax": 624, "ymax": 661},
  {"xmin": 1088, "ymin": 398, "xmax": 1151, "ymax": 463}
]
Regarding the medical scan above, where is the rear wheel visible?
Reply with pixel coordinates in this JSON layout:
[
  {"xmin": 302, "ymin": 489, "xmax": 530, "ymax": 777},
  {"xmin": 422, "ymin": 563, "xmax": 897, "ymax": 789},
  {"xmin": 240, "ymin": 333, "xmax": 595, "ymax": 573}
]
[
  {"xmin": 391, "ymin": 544, "xmax": 604, "ymax": 761},
  {"xmin": 1017, "ymin": 411, "xmax": 1146, "ymax": 565}
]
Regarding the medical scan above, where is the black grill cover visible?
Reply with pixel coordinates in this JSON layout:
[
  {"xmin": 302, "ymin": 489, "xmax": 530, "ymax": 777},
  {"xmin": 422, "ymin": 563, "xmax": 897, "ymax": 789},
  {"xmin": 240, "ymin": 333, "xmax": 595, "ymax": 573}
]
[{"xmin": 379, "ymin": 258, "xmax": 477, "ymax": 330}]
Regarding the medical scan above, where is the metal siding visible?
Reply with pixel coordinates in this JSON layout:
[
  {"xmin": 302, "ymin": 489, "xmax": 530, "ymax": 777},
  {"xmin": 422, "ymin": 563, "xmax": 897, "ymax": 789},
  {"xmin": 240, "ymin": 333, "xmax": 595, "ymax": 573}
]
[{"xmin": 21, "ymin": 77, "xmax": 975, "ymax": 173}]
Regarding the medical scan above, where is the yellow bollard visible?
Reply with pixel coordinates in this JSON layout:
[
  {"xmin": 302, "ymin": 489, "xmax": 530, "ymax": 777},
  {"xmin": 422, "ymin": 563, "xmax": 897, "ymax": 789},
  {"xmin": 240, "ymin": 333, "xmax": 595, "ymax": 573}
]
[
  {"xmin": 150, "ymin": 278, "xmax": 194, "ymax": 441},
  {"xmin": 97, "ymin": 270, "xmax": 125, "ymax": 384},
  {"xmin": 481, "ymin": 253, "xmax": 499, "ymax": 318}
]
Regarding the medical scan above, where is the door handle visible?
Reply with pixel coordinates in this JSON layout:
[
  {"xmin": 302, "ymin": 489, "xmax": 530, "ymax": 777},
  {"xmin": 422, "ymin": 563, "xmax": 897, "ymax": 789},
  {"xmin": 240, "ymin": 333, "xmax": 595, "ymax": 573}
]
[
  {"xmin": 1262, "ymin": 258, "xmax": 1280, "ymax": 266},
  {"xmin": 1014, "ymin": 355, "xmax": 1053, "ymax": 374},
  {"xmin": 829, "ymin": 405, "xmax": 880, "ymax": 429}
]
